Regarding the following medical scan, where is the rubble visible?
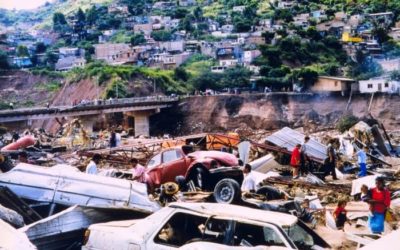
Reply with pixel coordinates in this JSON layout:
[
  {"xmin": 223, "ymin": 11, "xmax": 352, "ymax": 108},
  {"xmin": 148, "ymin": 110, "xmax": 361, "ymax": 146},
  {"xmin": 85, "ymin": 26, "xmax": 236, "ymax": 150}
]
[{"xmin": 0, "ymin": 122, "xmax": 399, "ymax": 250}]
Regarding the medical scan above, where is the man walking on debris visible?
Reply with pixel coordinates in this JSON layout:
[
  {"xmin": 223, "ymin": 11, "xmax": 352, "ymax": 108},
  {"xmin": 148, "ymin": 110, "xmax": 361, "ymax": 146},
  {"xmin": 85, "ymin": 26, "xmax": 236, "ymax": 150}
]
[
  {"xmin": 355, "ymin": 146, "xmax": 368, "ymax": 177},
  {"xmin": 241, "ymin": 164, "xmax": 257, "ymax": 192},
  {"xmin": 86, "ymin": 154, "xmax": 101, "ymax": 175},
  {"xmin": 300, "ymin": 136, "xmax": 310, "ymax": 176},
  {"xmin": 324, "ymin": 139, "xmax": 338, "ymax": 180},
  {"xmin": 290, "ymin": 144, "xmax": 301, "ymax": 179}
]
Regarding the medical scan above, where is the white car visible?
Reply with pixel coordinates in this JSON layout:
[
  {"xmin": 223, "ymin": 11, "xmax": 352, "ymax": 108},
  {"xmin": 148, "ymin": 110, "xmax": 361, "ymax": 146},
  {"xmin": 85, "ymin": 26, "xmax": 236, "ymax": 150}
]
[
  {"xmin": 0, "ymin": 163, "xmax": 160, "ymax": 214},
  {"xmin": 83, "ymin": 202, "xmax": 330, "ymax": 250}
]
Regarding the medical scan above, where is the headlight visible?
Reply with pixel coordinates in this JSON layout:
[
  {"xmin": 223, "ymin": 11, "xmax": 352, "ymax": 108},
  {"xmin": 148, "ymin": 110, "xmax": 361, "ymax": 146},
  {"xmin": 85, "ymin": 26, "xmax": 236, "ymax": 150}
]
[{"xmin": 83, "ymin": 229, "xmax": 90, "ymax": 245}]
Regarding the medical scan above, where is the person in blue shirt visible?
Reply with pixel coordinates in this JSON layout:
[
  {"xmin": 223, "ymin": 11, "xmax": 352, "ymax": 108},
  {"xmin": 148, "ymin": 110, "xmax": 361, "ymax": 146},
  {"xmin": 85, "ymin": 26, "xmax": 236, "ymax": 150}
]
[{"xmin": 355, "ymin": 146, "xmax": 368, "ymax": 177}]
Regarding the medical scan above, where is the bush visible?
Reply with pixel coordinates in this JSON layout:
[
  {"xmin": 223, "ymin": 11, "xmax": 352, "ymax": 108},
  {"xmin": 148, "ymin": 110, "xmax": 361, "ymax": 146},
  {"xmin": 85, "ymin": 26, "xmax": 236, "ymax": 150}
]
[{"xmin": 336, "ymin": 115, "xmax": 359, "ymax": 133}]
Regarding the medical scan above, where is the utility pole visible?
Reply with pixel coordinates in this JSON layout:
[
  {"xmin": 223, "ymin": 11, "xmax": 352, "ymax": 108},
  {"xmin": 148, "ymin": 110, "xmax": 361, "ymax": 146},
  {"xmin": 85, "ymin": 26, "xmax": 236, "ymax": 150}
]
[{"xmin": 153, "ymin": 78, "xmax": 156, "ymax": 94}]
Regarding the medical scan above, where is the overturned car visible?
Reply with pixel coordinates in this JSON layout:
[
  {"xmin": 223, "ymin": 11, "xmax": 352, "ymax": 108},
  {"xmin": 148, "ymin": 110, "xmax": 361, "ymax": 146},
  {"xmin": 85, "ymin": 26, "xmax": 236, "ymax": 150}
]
[{"xmin": 0, "ymin": 163, "xmax": 160, "ymax": 216}]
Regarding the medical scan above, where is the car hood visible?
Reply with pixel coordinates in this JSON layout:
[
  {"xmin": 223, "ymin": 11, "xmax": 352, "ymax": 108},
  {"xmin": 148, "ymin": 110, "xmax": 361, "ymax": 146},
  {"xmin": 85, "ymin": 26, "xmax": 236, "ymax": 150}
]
[{"xmin": 188, "ymin": 151, "xmax": 238, "ymax": 166}]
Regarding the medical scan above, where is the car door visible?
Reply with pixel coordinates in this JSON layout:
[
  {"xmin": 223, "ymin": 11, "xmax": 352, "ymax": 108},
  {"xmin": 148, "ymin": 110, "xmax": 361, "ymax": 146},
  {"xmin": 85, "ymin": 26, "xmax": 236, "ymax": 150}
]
[
  {"xmin": 146, "ymin": 153, "xmax": 163, "ymax": 187},
  {"xmin": 160, "ymin": 149, "xmax": 187, "ymax": 184}
]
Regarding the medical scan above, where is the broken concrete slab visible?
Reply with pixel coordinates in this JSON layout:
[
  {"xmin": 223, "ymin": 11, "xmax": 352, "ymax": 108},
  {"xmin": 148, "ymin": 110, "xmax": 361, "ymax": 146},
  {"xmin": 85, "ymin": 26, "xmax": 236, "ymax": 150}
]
[{"xmin": 0, "ymin": 203, "xmax": 24, "ymax": 228}]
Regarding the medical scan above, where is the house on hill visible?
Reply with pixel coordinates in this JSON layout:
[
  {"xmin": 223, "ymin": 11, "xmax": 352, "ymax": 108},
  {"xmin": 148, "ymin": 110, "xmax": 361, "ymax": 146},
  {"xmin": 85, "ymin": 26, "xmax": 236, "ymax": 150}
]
[{"xmin": 311, "ymin": 76, "xmax": 356, "ymax": 95}]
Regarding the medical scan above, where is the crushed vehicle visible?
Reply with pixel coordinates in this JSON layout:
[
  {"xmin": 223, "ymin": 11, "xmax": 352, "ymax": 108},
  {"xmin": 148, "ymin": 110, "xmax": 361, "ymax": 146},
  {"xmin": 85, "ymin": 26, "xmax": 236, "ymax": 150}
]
[
  {"xmin": 0, "ymin": 219, "xmax": 36, "ymax": 250},
  {"xmin": 0, "ymin": 163, "xmax": 160, "ymax": 216},
  {"xmin": 83, "ymin": 202, "xmax": 330, "ymax": 250},
  {"xmin": 145, "ymin": 146, "xmax": 243, "ymax": 192}
]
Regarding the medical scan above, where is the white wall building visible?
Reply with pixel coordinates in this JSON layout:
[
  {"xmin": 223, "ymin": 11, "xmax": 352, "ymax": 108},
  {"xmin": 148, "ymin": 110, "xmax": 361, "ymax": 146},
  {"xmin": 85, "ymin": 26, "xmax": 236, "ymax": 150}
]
[{"xmin": 359, "ymin": 78, "xmax": 400, "ymax": 93}]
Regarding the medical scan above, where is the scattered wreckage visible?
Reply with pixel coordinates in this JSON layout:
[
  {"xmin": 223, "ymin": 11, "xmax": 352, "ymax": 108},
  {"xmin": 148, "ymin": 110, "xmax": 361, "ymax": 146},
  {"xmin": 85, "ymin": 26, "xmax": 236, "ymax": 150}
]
[{"xmin": 82, "ymin": 202, "xmax": 330, "ymax": 250}]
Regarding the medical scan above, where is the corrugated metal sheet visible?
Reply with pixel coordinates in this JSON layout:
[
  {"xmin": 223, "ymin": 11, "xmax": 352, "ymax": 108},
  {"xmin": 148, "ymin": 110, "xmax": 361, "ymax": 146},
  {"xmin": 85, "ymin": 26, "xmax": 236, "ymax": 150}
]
[{"xmin": 264, "ymin": 127, "xmax": 327, "ymax": 160}]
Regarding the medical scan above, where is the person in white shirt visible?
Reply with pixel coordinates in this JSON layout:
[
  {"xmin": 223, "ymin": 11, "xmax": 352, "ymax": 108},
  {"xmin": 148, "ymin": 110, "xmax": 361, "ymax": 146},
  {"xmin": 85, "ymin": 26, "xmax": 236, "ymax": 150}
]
[
  {"xmin": 86, "ymin": 154, "xmax": 101, "ymax": 175},
  {"xmin": 115, "ymin": 132, "xmax": 122, "ymax": 147},
  {"xmin": 241, "ymin": 164, "xmax": 257, "ymax": 192},
  {"xmin": 300, "ymin": 136, "xmax": 310, "ymax": 176}
]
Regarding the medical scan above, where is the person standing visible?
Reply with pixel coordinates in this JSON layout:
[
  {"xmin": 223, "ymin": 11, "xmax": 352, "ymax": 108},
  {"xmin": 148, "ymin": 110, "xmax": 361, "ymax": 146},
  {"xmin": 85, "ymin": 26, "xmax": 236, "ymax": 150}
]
[
  {"xmin": 129, "ymin": 158, "xmax": 146, "ymax": 183},
  {"xmin": 241, "ymin": 164, "xmax": 257, "ymax": 192},
  {"xmin": 86, "ymin": 154, "xmax": 101, "ymax": 175},
  {"xmin": 356, "ymin": 146, "xmax": 368, "ymax": 177},
  {"xmin": 290, "ymin": 144, "xmax": 301, "ymax": 179},
  {"xmin": 324, "ymin": 139, "xmax": 338, "ymax": 180},
  {"xmin": 300, "ymin": 136, "xmax": 310, "ymax": 176},
  {"xmin": 368, "ymin": 177, "xmax": 391, "ymax": 234},
  {"xmin": 109, "ymin": 130, "xmax": 117, "ymax": 148},
  {"xmin": 333, "ymin": 200, "xmax": 351, "ymax": 230}
]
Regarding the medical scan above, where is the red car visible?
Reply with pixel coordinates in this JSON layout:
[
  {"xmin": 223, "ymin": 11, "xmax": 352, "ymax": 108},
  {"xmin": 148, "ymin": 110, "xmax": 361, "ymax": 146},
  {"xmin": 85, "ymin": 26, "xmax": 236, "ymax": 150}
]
[{"xmin": 145, "ymin": 146, "xmax": 243, "ymax": 192}]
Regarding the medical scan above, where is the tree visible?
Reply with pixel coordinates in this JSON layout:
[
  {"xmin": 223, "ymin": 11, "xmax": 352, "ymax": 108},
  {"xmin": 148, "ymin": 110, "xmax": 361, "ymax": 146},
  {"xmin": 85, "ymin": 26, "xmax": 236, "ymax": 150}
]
[
  {"xmin": 52, "ymin": 12, "xmax": 68, "ymax": 32},
  {"xmin": 0, "ymin": 50, "xmax": 9, "ymax": 69},
  {"xmin": 174, "ymin": 67, "xmax": 189, "ymax": 82},
  {"xmin": 193, "ymin": 6, "xmax": 203, "ymax": 21},
  {"xmin": 86, "ymin": 6, "xmax": 98, "ymax": 26},
  {"xmin": 293, "ymin": 67, "xmax": 319, "ymax": 89},
  {"xmin": 191, "ymin": 71, "xmax": 222, "ymax": 90},
  {"xmin": 16, "ymin": 45, "xmax": 29, "ymax": 57},
  {"xmin": 45, "ymin": 50, "xmax": 59, "ymax": 67},
  {"xmin": 220, "ymin": 66, "xmax": 252, "ymax": 88},
  {"xmin": 151, "ymin": 30, "xmax": 172, "ymax": 41},
  {"xmin": 130, "ymin": 33, "xmax": 146, "ymax": 45},
  {"xmin": 174, "ymin": 8, "xmax": 188, "ymax": 19},
  {"xmin": 35, "ymin": 42, "xmax": 47, "ymax": 54}
]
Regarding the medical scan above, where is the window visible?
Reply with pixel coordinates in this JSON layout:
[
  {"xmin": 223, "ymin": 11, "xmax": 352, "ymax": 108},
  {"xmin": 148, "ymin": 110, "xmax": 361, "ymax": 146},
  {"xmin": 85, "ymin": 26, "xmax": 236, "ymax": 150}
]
[
  {"xmin": 283, "ymin": 222, "xmax": 315, "ymax": 249},
  {"xmin": 233, "ymin": 222, "xmax": 285, "ymax": 247},
  {"xmin": 162, "ymin": 150, "xmax": 182, "ymax": 164},
  {"xmin": 385, "ymin": 83, "xmax": 389, "ymax": 88},
  {"xmin": 334, "ymin": 81, "xmax": 338, "ymax": 87},
  {"xmin": 147, "ymin": 153, "xmax": 162, "ymax": 169},
  {"xmin": 367, "ymin": 84, "xmax": 373, "ymax": 89},
  {"xmin": 154, "ymin": 212, "xmax": 207, "ymax": 247}
]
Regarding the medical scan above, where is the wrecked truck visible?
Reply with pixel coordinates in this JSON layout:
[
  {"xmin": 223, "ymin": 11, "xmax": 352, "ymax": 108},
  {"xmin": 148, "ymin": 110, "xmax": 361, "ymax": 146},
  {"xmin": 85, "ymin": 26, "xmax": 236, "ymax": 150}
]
[
  {"xmin": 0, "ymin": 163, "xmax": 160, "ymax": 216},
  {"xmin": 83, "ymin": 202, "xmax": 330, "ymax": 250}
]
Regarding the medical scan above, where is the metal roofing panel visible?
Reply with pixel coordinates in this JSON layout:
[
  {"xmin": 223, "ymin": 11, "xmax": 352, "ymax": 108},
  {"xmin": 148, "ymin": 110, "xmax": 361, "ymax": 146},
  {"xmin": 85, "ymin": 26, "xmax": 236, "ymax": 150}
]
[{"xmin": 264, "ymin": 127, "xmax": 327, "ymax": 160}]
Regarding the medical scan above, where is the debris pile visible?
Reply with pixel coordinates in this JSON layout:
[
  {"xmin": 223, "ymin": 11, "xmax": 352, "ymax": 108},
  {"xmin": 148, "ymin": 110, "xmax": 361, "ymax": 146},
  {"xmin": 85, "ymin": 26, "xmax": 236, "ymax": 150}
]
[{"xmin": 0, "ymin": 122, "xmax": 400, "ymax": 250}]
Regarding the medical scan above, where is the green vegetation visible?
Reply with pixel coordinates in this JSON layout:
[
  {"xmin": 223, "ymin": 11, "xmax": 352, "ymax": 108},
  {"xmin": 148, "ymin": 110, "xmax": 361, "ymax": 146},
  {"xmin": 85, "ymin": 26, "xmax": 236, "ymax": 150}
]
[
  {"xmin": 67, "ymin": 61, "xmax": 192, "ymax": 94},
  {"xmin": 35, "ymin": 81, "xmax": 62, "ymax": 92},
  {"xmin": 31, "ymin": 68, "xmax": 64, "ymax": 78},
  {"xmin": 336, "ymin": 115, "xmax": 360, "ymax": 133}
]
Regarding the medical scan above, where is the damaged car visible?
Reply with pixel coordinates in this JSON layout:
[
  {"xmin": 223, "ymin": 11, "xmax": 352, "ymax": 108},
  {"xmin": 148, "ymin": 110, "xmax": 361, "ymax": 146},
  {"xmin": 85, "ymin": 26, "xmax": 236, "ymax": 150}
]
[
  {"xmin": 83, "ymin": 202, "xmax": 330, "ymax": 250},
  {"xmin": 0, "ymin": 163, "xmax": 160, "ymax": 216},
  {"xmin": 145, "ymin": 146, "xmax": 243, "ymax": 192}
]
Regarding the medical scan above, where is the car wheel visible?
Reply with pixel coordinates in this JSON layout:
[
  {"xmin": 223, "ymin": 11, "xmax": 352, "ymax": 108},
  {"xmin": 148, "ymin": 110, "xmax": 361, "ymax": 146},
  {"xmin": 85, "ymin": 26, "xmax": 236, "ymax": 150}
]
[{"xmin": 213, "ymin": 178, "xmax": 241, "ymax": 204}]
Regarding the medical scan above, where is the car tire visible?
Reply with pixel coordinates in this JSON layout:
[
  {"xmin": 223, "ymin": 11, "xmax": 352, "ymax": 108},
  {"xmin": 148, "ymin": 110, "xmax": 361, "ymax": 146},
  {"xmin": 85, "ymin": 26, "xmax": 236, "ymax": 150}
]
[{"xmin": 213, "ymin": 178, "xmax": 241, "ymax": 204}]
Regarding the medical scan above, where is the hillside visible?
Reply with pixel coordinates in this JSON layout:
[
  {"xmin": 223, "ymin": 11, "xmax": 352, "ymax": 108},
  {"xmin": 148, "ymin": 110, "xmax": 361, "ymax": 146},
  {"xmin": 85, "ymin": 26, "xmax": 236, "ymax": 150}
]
[{"xmin": 0, "ymin": 0, "xmax": 112, "ymax": 28}]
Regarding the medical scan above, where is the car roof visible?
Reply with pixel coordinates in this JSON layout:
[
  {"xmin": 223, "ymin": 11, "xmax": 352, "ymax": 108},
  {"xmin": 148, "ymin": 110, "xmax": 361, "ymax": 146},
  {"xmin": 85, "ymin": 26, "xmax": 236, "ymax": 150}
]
[{"xmin": 168, "ymin": 202, "xmax": 297, "ymax": 227}]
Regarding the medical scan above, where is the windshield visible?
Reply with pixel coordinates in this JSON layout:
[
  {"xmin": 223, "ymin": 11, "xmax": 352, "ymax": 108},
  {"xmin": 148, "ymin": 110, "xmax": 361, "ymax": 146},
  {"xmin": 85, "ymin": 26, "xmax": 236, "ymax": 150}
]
[
  {"xmin": 283, "ymin": 223, "xmax": 314, "ymax": 249},
  {"xmin": 147, "ymin": 153, "xmax": 162, "ymax": 170}
]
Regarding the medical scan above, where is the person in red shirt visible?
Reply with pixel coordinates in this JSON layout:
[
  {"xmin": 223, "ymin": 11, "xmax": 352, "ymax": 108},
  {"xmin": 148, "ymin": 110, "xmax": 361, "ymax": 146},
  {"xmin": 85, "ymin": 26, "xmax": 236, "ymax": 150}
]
[
  {"xmin": 290, "ymin": 144, "xmax": 301, "ymax": 179},
  {"xmin": 368, "ymin": 177, "xmax": 391, "ymax": 234},
  {"xmin": 333, "ymin": 200, "xmax": 351, "ymax": 230}
]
